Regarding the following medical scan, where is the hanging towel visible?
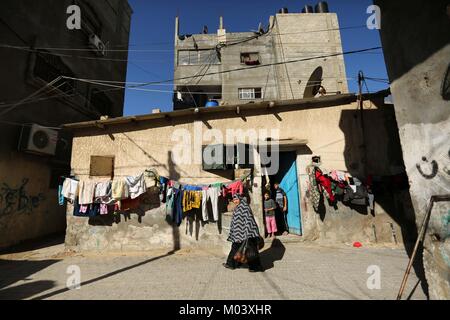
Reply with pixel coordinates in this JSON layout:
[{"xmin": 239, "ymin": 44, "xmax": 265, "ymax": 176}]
[
  {"xmin": 78, "ymin": 181, "xmax": 96, "ymax": 205},
  {"xmin": 125, "ymin": 173, "xmax": 147, "ymax": 199},
  {"xmin": 112, "ymin": 179, "xmax": 129, "ymax": 200},
  {"xmin": 62, "ymin": 178, "xmax": 79, "ymax": 201}
]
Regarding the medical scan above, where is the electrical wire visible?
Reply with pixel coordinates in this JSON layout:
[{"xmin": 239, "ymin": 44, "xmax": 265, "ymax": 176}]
[{"xmin": 62, "ymin": 46, "xmax": 382, "ymax": 90}]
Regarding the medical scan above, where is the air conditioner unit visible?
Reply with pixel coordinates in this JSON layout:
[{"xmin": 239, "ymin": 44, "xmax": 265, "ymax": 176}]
[
  {"xmin": 19, "ymin": 124, "xmax": 58, "ymax": 156},
  {"xmin": 88, "ymin": 34, "xmax": 106, "ymax": 56}
]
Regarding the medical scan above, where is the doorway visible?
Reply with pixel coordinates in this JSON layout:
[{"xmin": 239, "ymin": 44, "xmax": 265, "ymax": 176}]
[{"xmin": 263, "ymin": 151, "xmax": 302, "ymax": 235}]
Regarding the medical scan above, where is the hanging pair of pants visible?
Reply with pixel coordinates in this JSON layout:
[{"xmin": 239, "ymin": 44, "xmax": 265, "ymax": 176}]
[
  {"xmin": 226, "ymin": 238, "xmax": 262, "ymax": 270},
  {"xmin": 202, "ymin": 187, "xmax": 219, "ymax": 221}
]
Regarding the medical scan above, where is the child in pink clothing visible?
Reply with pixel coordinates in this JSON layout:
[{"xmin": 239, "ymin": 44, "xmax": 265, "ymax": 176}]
[{"xmin": 263, "ymin": 191, "xmax": 278, "ymax": 238}]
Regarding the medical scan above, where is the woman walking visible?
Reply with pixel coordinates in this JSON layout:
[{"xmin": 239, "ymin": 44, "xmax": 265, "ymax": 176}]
[{"xmin": 223, "ymin": 194, "xmax": 264, "ymax": 272}]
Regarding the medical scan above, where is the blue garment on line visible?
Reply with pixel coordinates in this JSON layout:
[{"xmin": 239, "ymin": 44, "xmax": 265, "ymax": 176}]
[
  {"xmin": 173, "ymin": 188, "xmax": 184, "ymax": 226},
  {"xmin": 183, "ymin": 185, "xmax": 203, "ymax": 191},
  {"xmin": 58, "ymin": 184, "xmax": 65, "ymax": 206}
]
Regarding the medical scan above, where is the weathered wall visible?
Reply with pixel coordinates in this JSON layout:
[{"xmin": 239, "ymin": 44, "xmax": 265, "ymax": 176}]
[
  {"xmin": 0, "ymin": 153, "xmax": 66, "ymax": 248},
  {"xmin": 0, "ymin": 0, "xmax": 132, "ymax": 249},
  {"xmin": 375, "ymin": 0, "xmax": 450, "ymax": 299},
  {"xmin": 65, "ymin": 98, "xmax": 409, "ymax": 252}
]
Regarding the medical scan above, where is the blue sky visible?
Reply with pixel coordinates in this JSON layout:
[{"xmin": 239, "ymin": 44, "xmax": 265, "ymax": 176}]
[{"xmin": 123, "ymin": 0, "xmax": 388, "ymax": 115}]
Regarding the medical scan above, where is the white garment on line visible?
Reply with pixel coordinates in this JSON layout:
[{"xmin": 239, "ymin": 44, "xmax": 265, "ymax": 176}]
[
  {"xmin": 125, "ymin": 173, "xmax": 147, "ymax": 199},
  {"xmin": 202, "ymin": 187, "xmax": 219, "ymax": 222},
  {"xmin": 94, "ymin": 181, "xmax": 113, "ymax": 204},
  {"xmin": 61, "ymin": 178, "xmax": 79, "ymax": 201},
  {"xmin": 78, "ymin": 180, "xmax": 96, "ymax": 205}
]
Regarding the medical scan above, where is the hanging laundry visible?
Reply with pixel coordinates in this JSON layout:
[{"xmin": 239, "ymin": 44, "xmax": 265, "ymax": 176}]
[
  {"xmin": 61, "ymin": 178, "xmax": 79, "ymax": 202},
  {"xmin": 165, "ymin": 187, "xmax": 175, "ymax": 221},
  {"xmin": 78, "ymin": 180, "xmax": 96, "ymax": 205},
  {"xmin": 202, "ymin": 187, "xmax": 220, "ymax": 221},
  {"xmin": 73, "ymin": 200, "xmax": 99, "ymax": 217},
  {"xmin": 159, "ymin": 176, "xmax": 169, "ymax": 203},
  {"xmin": 121, "ymin": 196, "xmax": 142, "ymax": 211},
  {"xmin": 94, "ymin": 181, "xmax": 113, "ymax": 204},
  {"xmin": 112, "ymin": 179, "xmax": 129, "ymax": 200},
  {"xmin": 182, "ymin": 190, "xmax": 202, "ymax": 212},
  {"xmin": 222, "ymin": 180, "xmax": 243, "ymax": 197},
  {"xmin": 58, "ymin": 184, "xmax": 65, "ymax": 206},
  {"xmin": 173, "ymin": 187, "xmax": 183, "ymax": 226},
  {"xmin": 315, "ymin": 168, "xmax": 335, "ymax": 202},
  {"xmin": 125, "ymin": 173, "xmax": 147, "ymax": 199},
  {"xmin": 306, "ymin": 165, "xmax": 321, "ymax": 211},
  {"xmin": 99, "ymin": 203, "xmax": 110, "ymax": 215}
]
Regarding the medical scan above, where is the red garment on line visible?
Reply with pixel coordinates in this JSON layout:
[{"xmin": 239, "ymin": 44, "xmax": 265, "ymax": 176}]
[
  {"xmin": 222, "ymin": 180, "xmax": 244, "ymax": 197},
  {"xmin": 315, "ymin": 169, "xmax": 335, "ymax": 202}
]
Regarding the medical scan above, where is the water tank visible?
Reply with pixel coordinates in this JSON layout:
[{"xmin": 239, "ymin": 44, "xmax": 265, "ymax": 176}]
[
  {"xmin": 314, "ymin": 1, "xmax": 329, "ymax": 13},
  {"xmin": 301, "ymin": 5, "xmax": 314, "ymax": 13},
  {"xmin": 205, "ymin": 100, "xmax": 219, "ymax": 107},
  {"xmin": 278, "ymin": 7, "xmax": 289, "ymax": 14}
]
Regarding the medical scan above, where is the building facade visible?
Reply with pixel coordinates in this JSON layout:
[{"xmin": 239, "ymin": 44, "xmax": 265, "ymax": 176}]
[
  {"xmin": 0, "ymin": 0, "xmax": 132, "ymax": 249},
  {"xmin": 173, "ymin": 8, "xmax": 348, "ymax": 110},
  {"xmin": 62, "ymin": 91, "xmax": 413, "ymax": 256}
]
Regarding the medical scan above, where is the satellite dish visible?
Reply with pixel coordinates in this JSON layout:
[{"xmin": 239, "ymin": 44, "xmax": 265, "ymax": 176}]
[{"xmin": 303, "ymin": 66, "xmax": 323, "ymax": 98}]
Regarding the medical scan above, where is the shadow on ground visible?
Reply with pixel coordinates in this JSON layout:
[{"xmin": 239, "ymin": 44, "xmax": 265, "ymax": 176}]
[{"xmin": 260, "ymin": 238, "xmax": 286, "ymax": 271}]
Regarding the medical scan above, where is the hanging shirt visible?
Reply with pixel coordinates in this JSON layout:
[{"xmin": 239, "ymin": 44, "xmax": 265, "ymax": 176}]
[
  {"xmin": 61, "ymin": 178, "xmax": 79, "ymax": 201},
  {"xmin": 94, "ymin": 181, "xmax": 113, "ymax": 204},
  {"xmin": 112, "ymin": 179, "xmax": 129, "ymax": 200},
  {"xmin": 125, "ymin": 173, "xmax": 147, "ymax": 199},
  {"xmin": 222, "ymin": 180, "xmax": 244, "ymax": 197},
  {"xmin": 182, "ymin": 190, "xmax": 202, "ymax": 212},
  {"xmin": 78, "ymin": 180, "xmax": 96, "ymax": 205}
]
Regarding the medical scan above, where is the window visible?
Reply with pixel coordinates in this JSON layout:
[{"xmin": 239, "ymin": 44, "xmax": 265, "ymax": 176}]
[
  {"xmin": 238, "ymin": 88, "xmax": 262, "ymax": 100},
  {"xmin": 177, "ymin": 50, "xmax": 219, "ymax": 65},
  {"xmin": 240, "ymin": 52, "xmax": 260, "ymax": 65},
  {"xmin": 89, "ymin": 156, "xmax": 114, "ymax": 177},
  {"xmin": 33, "ymin": 51, "xmax": 75, "ymax": 94}
]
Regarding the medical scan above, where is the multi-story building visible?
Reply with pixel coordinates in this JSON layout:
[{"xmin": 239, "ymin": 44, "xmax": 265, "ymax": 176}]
[
  {"xmin": 0, "ymin": 0, "xmax": 132, "ymax": 248},
  {"xmin": 173, "ymin": 4, "xmax": 348, "ymax": 110}
]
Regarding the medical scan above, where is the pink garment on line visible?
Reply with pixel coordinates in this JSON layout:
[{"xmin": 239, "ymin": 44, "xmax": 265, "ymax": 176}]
[{"xmin": 222, "ymin": 180, "xmax": 244, "ymax": 197}]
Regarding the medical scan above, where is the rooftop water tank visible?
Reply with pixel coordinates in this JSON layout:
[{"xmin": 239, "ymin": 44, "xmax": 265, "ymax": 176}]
[
  {"xmin": 314, "ymin": 1, "xmax": 329, "ymax": 13},
  {"xmin": 205, "ymin": 100, "xmax": 219, "ymax": 107},
  {"xmin": 301, "ymin": 5, "xmax": 314, "ymax": 13}
]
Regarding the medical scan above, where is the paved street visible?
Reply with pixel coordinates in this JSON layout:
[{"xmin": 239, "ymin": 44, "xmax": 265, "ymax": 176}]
[{"xmin": 0, "ymin": 238, "xmax": 427, "ymax": 300}]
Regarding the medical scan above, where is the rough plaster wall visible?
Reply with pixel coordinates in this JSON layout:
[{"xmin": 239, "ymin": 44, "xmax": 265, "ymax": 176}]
[
  {"xmin": 0, "ymin": 153, "xmax": 66, "ymax": 249},
  {"xmin": 375, "ymin": 0, "xmax": 450, "ymax": 299},
  {"xmin": 66, "ymin": 101, "xmax": 406, "ymax": 251}
]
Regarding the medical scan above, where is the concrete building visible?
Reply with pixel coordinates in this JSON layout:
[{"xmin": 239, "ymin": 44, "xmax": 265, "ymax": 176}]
[
  {"xmin": 173, "ymin": 6, "xmax": 348, "ymax": 110},
  {"xmin": 375, "ymin": 0, "xmax": 450, "ymax": 300},
  {"xmin": 0, "ymin": 0, "xmax": 132, "ymax": 249},
  {"xmin": 61, "ymin": 90, "xmax": 416, "ymax": 263}
]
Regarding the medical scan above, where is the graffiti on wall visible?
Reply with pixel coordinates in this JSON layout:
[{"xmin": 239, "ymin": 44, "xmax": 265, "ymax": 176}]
[
  {"xmin": 416, "ymin": 148, "xmax": 450, "ymax": 180},
  {"xmin": 0, "ymin": 178, "xmax": 45, "ymax": 216}
]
